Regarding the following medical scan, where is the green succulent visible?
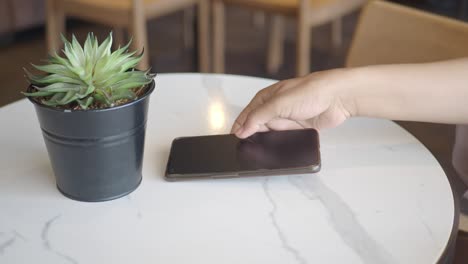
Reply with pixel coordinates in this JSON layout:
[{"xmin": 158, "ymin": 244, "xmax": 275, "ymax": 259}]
[{"xmin": 24, "ymin": 32, "xmax": 154, "ymax": 110}]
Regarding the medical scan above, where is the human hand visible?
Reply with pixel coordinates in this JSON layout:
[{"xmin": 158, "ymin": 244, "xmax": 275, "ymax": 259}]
[{"xmin": 231, "ymin": 69, "xmax": 355, "ymax": 138}]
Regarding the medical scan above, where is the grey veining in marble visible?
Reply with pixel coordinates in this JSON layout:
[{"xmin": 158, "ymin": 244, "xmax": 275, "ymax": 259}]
[
  {"xmin": 127, "ymin": 195, "xmax": 143, "ymax": 219},
  {"xmin": 42, "ymin": 215, "xmax": 78, "ymax": 264},
  {"xmin": 263, "ymin": 177, "xmax": 308, "ymax": 264},
  {"xmin": 0, "ymin": 231, "xmax": 26, "ymax": 255},
  {"xmin": 417, "ymin": 200, "xmax": 438, "ymax": 248},
  {"xmin": 0, "ymin": 74, "xmax": 455, "ymax": 264},
  {"xmin": 0, "ymin": 236, "xmax": 15, "ymax": 255},
  {"xmin": 289, "ymin": 175, "xmax": 396, "ymax": 264}
]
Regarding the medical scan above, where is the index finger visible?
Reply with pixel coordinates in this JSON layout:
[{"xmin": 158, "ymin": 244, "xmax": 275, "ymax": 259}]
[
  {"xmin": 236, "ymin": 96, "xmax": 283, "ymax": 138},
  {"xmin": 231, "ymin": 85, "xmax": 275, "ymax": 134}
]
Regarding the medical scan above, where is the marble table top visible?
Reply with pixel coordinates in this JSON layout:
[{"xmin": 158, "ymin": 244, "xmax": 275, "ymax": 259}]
[{"xmin": 0, "ymin": 73, "xmax": 455, "ymax": 264}]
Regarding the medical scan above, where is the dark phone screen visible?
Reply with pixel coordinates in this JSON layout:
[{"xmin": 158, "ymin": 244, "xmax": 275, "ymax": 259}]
[{"xmin": 166, "ymin": 129, "xmax": 320, "ymax": 176}]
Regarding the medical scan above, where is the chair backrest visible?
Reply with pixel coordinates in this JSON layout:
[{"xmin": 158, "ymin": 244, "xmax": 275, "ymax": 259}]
[{"xmin": 346, "ymin": 0, "xmax": 468, "ymax": 67}]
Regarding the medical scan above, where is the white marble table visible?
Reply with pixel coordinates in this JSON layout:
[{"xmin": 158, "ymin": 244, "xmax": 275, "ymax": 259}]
[{"xmin": 0, "ymin": 73, "xmax": 455, "ymax": 264}]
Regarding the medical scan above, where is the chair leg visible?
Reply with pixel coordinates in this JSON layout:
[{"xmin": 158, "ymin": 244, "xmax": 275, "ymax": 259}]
[
  {"xmin": 267, "ymin": 15, "xmax": 285, "ymax": 75},
  {"xmin": 331, "ymin": 18, "xmax": 342, "ymax": 48},
  {"xmin": 113, "ymin": 27, "xmax": 126, "ymax": 49},
  {"xmin": 296, "ymin": 8, "xmax": 310, "ymax": 76},
  {"xmin": 212, "ymin": 0, "xmax": 225, "ymax": 73},
  {"xmin": 252, "ymin": 11, "xmax": 266, "ymax": 29},
  {"xmin": 130, "ymin": 0, "xmax": 150, "ymax": 70},
  {"xmin": 183, "ymin": 8, "xmax": 195, "ymax": 49},
  {"xmin": 46, "ymin": 0, "xmax": 65, "ymax": 54},
  {"xmin": 198, "ymin": 0, "xmax": 210, "ymax": 72}
]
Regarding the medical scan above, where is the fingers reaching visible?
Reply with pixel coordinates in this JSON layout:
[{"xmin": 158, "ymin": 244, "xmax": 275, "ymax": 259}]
[
  {"xmin": 231, "ymin": 85, "xmax": 275, "ymax": 134},
  {"xmin": 235, "ymin": 98, "xmax": 281, "ymax": 138},
  {"xmin": 231, "ymin": 71, "xmax": 351, "ymax": 138}
]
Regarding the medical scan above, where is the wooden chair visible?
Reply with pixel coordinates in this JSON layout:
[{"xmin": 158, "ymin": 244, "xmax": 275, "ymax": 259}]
[
  {"xmin": 347, "ymin": 3, "xmax": 468, "ymax": 260},
  {"xmin": 347, "ymin": 0, "xmax": 468, "ymax": 67},
  {"xmin": 212, "ymin": 0, "xmax": 367, "ymax": 76},
  {"xmin": 46, "ymin": 0, "xmax": 210, "ymax": 71}
]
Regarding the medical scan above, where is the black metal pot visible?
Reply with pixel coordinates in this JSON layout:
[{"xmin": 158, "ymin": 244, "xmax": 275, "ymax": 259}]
[{"xmin": 27, "ymin": 80, "xmax": 155, "ymax": 202}]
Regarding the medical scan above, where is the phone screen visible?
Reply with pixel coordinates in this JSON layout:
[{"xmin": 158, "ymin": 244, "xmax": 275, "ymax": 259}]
[{"xmin": 165, "ymin": 129, "xmax": 320, "ymax": 179}]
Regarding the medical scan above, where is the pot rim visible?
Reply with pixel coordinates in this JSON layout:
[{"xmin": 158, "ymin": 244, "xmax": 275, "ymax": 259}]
[{"xmin": 26, "ymin": 77, "xmax": 156, "ymax": 113}]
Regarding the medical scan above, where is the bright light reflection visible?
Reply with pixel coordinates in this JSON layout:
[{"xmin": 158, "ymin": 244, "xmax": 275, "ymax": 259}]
[{"xmin": 209, "ymin": 102, "xmax": 226, "ymax": 130}]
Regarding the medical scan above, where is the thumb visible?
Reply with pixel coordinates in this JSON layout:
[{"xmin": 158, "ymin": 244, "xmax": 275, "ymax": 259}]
[{"xmin": 236, "ymin": 99, "xmax": 281, "ymax": 138}]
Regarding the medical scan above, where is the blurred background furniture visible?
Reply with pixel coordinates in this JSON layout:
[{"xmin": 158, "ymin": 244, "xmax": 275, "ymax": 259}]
[
  {"xmin": 0, "ymin": 1, "xmax": 13, "ymax": 39},
  {"xmin": 347, "ymin": 1, "xmax": 468, "ymax": 262},
  {"xmin": 46, "ymin": 0, "xmax": 210, "ymax": 71},
  {"xmin": 347, "ymin": 0, "xmax": 468, "ymax": 66},
  {"xmin": 0, "ymin": 0, "xmax": 45, "ymax": 41},
  {"xmin": 212, "ymin": 0, "xmax": 367, "ymax": 76}
]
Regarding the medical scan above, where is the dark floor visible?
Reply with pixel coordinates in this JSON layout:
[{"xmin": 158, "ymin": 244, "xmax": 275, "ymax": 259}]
[{"xmin": 1, "ymin": 2, "xmax": 467, "ymax": 263}]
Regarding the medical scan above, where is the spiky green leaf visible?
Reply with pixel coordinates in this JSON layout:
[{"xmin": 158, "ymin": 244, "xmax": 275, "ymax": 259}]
[
  {"xmin": 24, "ymin": 32, "xmax": 153, "ymax": 109},
  {"xmin": 77, "ymin": 97, "xmax": 94, "ymax": 109}
]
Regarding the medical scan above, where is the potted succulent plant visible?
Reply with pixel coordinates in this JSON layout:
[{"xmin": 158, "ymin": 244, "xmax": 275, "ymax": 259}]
[{"xmin": 23, "ymin": 33, "xmax": 156, "ymax": 202}]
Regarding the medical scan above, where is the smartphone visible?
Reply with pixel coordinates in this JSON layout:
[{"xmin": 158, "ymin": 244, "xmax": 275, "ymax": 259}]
[{"xmin": 164, "ymin": 129, "xmax": 320, "ymax": 181}]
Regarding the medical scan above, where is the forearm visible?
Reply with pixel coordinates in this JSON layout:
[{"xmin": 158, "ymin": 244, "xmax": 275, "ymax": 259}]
[{"xmin": 342, "ymin": 58, "xmax": 468, "ymax": 124}]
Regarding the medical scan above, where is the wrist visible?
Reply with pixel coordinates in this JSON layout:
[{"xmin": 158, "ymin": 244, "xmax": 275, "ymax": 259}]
[{"xmin": 331, "ymin": 67, "xmax": 363, "ymax": 118}]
